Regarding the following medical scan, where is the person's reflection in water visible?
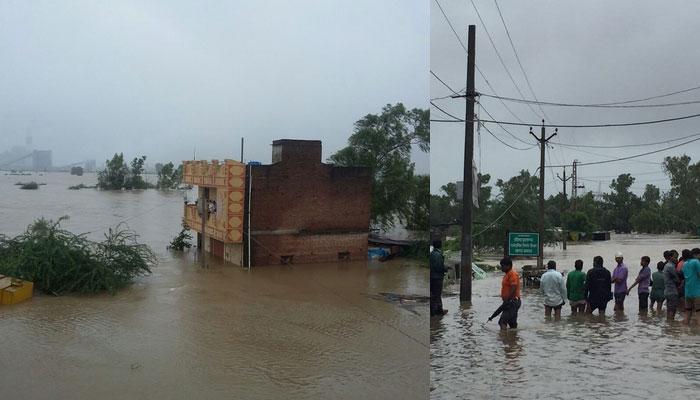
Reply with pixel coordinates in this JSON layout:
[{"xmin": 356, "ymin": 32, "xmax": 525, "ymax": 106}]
[{"xmin": 497, "ymin": 329, "xmax": 526, "ymax": 389}]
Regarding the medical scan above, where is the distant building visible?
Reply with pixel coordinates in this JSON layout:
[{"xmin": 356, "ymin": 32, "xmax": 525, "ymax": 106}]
[
  {"xmin": 32, "ymin": 150, "xmax": 52, "ymax": 171},
  {"xmin": 182, "ymin": 139, "xmax": 372, "ymax": 266},
  {"xmin": 84, "ymin": 159, "xmax": 96, "ymax": 172}
]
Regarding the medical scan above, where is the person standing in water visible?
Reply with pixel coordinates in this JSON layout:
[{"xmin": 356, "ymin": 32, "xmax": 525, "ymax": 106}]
[
  {"xmin": 585, "ymin": 256, "xmax": 612, "ymax": 315},
  {"xmin": 627, "ymin": 256, "xmax": 652, "ymax": 312},
  {"xmin": 611, "ymin": 252, "xmax": 629, "ymax": 312},
  {"xmin": 566, "ymin": 260, "xmax": 587, "ymax": 315},
  {"xmin": 430, "ymin": 240, "xmax": 448, "ymax": 317},
  {"xmin": 498, "ymin": 257, "xmax": 521, "ymax": 330},
  {"xmin": 650, "ymin": 261, "xmax": 666, "ymax": 313},
  {"xmin": 682, "ymin": 248, "xmax": 700, "ymax": 325},
  {"xmin": 663, "ymin": 250, "xmax": 680, "ymax": 321},
  {"xmin": 541, "ymin": 260, "xmax": 567, "ymax": 320}
]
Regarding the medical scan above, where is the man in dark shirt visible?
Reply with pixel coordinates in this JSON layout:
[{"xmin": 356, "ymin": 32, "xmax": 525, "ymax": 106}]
[
  {"xmin": 430, "ymin": 240, "xmax": 448, "ymax": 317},
  {"xmin": 585, "ymin": 255, "xmax": 612, "ymax": 315}
]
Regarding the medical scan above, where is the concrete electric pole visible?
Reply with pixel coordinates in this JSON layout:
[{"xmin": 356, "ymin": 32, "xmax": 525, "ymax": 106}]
[{"xmin": 530, "ymin": 121, "xmax": 557, "ymax": 269}]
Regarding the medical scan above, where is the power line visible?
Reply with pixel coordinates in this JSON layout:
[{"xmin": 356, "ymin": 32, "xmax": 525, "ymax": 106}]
[
  {"xmin": 469, "ymin": 0, "xmax": 543, "ymax": 120},
  {"xmin": 547, "ymin": 135, "xmax": 700, "ymax": 168},
  {"xmin": 430, "ymin": 101, "xmax": 463, "ymax": 121},
  {"xmin": 473, "ymin": 111, "xmax": 700, "ymax": 128},
  {"xmin": 479, "ymin": 92, "xmax": 700, "ymax": 109},
  {"xmin": 480, "ymin": 121, "xmax": 534, "ymax": 151},
  {"xmin": 581, "ymin": 84, "xmax": 700, "ymax": 106},
  {"xmin": 432, "ymin": 0, "xmax": 525, "ymax": 122},
  {"xmin": 473, "ymin": 173, "xmax": 535, "ymax": 237},
  {"xmin": 493, "ymin": 0, "xmax": 550, "ymax": 121},
  {"xmin": 430, "ymin": 69, "xmax": 460, "ymax": 95},
  {"xmin": 555, "ymin": 143, "xmax": 663, "ymax": 166},
  {"xmin": 551, "ymin": 132, "xmax": 700, "ymax": 149},
  {"xmin": 478, "ymin": 102, "xmax": 536, "ymax": 146}
]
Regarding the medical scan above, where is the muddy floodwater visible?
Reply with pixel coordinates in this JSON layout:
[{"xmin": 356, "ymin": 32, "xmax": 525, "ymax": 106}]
[
  {"xmin": 0, "ymin": 172, "xmax": 428, "ymax": 399},
  {"xmin": 431, "ymin": 234, "xmax": 700, "ymax": 399}
]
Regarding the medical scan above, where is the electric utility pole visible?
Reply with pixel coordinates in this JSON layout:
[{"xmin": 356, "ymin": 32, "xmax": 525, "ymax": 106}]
[
  {"xmin": 460, "ymin": 25, "xmax": 476, "ymax": 303},
  {"xmin": 530, "ymin": 121, "xmax": 557, "ymax": 269},
  {"xmin": 556, "ymin": 167, "xmax": 572, "ymax": 250},
  {"xmin": 571, "ymin": 160, "xmax": 585, "ymax": 211}
]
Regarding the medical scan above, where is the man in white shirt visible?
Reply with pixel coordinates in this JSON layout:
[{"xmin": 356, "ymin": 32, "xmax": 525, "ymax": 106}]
[{"xmin": 541, "ymin": 260, "xmax": 567, "ymax": 320}]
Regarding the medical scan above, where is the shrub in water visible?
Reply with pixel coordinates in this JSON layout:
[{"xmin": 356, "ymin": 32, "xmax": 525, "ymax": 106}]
[{"xmin": 0, "ymin": 217, "xmax": 155, "ymax": 295}]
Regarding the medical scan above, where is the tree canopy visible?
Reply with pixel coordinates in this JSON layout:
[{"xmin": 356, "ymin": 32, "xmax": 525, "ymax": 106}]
[{"xmin": 329, "ymin": 103, "xmax": 429, "ymax": 232}]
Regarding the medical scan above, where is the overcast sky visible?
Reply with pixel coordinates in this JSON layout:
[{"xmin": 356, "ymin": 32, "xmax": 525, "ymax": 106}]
[
  {"xmin": 431, "ymin": 0, "xmax": 700, "ymax": 196},
  {"xmin": 0, "ymin": 0, "xmax": 428, "ymax": 171}
]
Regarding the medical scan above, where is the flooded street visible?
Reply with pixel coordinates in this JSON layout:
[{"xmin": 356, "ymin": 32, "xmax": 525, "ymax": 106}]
[
  {"xmin": 0, "ymin": 172, "xmax": 428, "ymax": 399},
  {"xmin": 432, "ymin": 234, "xmax": 700, "ymax": 399}
]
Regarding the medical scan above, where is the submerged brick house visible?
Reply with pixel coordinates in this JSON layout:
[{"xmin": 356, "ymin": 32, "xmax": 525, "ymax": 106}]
[{"xmin": 182, "ymin": 139, "xmax": 371, "ymax": 266}]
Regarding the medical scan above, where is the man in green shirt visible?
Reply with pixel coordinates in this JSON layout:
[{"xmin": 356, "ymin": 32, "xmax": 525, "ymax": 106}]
[
  {"xmin": 650, "ymin": 261, "xmax": 666, "ymax": 313},
  {"xmin": 566, "ymin": 259, "xmax": 587, "ymax": 315}
]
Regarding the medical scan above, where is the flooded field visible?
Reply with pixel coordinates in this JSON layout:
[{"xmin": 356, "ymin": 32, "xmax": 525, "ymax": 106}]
[
  {"xmin": 431, "ymin": 234, "xmax": 700, "ymax": 399},
  {"xmin": 0, "ymin": 172, "xmax": 428, "ymax": 399}
]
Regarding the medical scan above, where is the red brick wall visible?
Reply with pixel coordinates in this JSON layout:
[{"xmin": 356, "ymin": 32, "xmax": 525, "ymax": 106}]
[
  {"xmin": 251, "ymin": 233, "xmax": 368, "ymax": 266},
  {"xmin": 247, "ymin": 141, "xmax": 371, "ymax": 266},
  {"xmin": 249, "ymin": 163, "xmax": 371, "ymax": 233}
]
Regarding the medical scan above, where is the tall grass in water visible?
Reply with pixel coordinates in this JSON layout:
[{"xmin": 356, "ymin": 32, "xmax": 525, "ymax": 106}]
[{"xmin": 0, "ymin": 217, "xmax": 155, "ymax": 295}]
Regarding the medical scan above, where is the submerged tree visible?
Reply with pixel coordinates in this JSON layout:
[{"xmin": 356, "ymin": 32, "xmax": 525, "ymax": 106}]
[
  {"xmin": 98, "ymin": 153, "xmax": 152, "ymax": 190},
  {"xmin": 97, "ymin": 153, "xmax": 129, "ymax": 190},
  {"xmin": 329, "ymin": 103, "xmax": 429, "ymax": 230},
  {"xmin": 169, "ymin": 220, "xmax": 193, "ymax": 251},
  {"xmin": 0, "ymin": 217, "xmax": 155, "ymax": 295},
  {"xmin": 157, "ymin": 162, "xmax": 183, "ymax": 189}
]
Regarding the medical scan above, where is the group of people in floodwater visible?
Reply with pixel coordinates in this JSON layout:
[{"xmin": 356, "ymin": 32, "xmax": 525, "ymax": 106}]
[{"xmin": 429, "ymin": 240, "xmax": 700, "ymax": 330}]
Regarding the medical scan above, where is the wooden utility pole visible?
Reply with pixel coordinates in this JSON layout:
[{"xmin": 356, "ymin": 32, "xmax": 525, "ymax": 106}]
[
  {"xmin": 460, "ymin": 25, "xmax": 476, "ymax": 303},
  {"xmin": 530, "ymin": 121, "xmax": 557, "ymax": 268},
  {"xmin": 556, "ymin": 167, "xmax": 572, "ymax": 250}
]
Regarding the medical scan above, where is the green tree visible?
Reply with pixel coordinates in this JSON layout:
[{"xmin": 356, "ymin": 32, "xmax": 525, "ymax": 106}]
[
  {"xmin": 329, "ymin": 103, "xmax": 429, "ymax": 229},
  {"xmin": 662, "ymin": 155, "xmax": 700, "ymax": 232},
  {"xmin": 97, "ymin": 153, "xmax": 129, "ymax": 190},
  {"xmin": 157, "ymin": 162, "xmax": 183, "ymax": 189},
  {"xmin": 562, "ymin": 211, "xmax": 595, "ymax": 235},
  {"xmin": 126, "ymin": 156, "xmax": 148, "ymax": 189},
  {"xmin": 602, "ymin": 174, "xmax": 639, "ymax": 233}
]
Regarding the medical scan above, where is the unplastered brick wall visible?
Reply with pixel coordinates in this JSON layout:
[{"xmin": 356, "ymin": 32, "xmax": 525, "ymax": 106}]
[
  {"xmin": 249, "ymin": 162, "xmax": 371, "ymax": 233},
  {"xmin": 251, "ymin": 233, "xmax": 368, "ymax": 266}
]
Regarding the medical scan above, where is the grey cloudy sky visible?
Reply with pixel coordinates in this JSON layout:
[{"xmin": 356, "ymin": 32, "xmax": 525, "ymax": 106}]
[
  {"xmin": 431, "ymin": 0, "xmax": 700, "ymax": 196},
  {"xmin": 0, "ymin": 0, "xmax": 428, "ymax": 170}
]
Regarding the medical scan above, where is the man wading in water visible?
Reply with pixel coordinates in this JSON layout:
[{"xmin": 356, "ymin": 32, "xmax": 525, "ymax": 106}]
[
  {"xmin": 585, "ymin": 256, "xmax": 612, "ymax": 315},
  {"xmin": 430, "ymin": 240, "xmax": 448, "ymax": 317},
  {"xmin": 497, "ymin": 257, "xmax": 521, "ymax": 330},
  {"xmin": 627, "ymin": 256, "xmax": 652, "ymax": 313},
  {"xmin": 663, "ymin": 250, "xmax": 681, "ymax": 321},
  {"xmin": 540, "ymin": 260, "xmax": 567, "ymax": 320},
  {"xmin": 611, "ymin": 252, "xmax": 629, "ymax": 312},
  {"xmin": 566, "ymin": 260, "xmax": 587, "ymax": 315}
]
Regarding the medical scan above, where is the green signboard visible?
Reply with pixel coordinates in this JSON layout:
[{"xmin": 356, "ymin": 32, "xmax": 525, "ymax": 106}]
[{"xmin": 508, "ymin": 232, "xmax": 539, "ymax": 257}]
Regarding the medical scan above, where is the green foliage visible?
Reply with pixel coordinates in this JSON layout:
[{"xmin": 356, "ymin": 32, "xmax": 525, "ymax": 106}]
[
  {"xmin": 329, "ymin": 103, "xmax": 429, "ymax": 230},
  {"xmin": 169, "ymin": 220, "xmax": 193, "ymax": 251},
  {"xmin": 98, "ymin": 153, "xmax": 153, "ymax": 190},
  {"xmin": 126, "ymin": 156, "xmax": 148, "ymax": 189},
  {"xmin": 157, "ymin": 162, "xmax": 183, "ymax": 189},
  {"xmin": 602, "ymin": 173, "xmax": 639, "ymax": 233},
  {"xmin": 430, "ymin": 155, "xmax": 700, "ymax": 251},
  {"xmin": 98, "ymin": 153, "xmax": 128, "ymax": 190},
  {"xmin": 562, "ymin": 211, "xmax": 595, "ymax": 235},
  {"xmin": 0, "ymin": 217, "xmax": 155, "ymax": 295}
]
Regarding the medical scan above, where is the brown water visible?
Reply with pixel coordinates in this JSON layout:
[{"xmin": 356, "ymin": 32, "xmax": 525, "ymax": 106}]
[
  {"xmin": 431, "ymin": 234, "xmax": 700, "ymax": 399},
  {"xmin": 0, "ymin": 172, "xmax": 428, "ymax": 399}
]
